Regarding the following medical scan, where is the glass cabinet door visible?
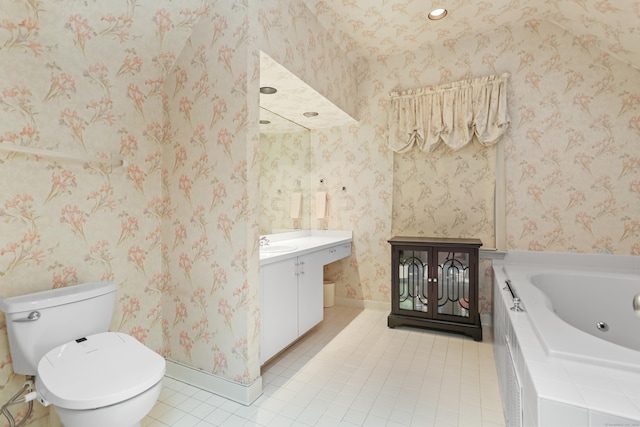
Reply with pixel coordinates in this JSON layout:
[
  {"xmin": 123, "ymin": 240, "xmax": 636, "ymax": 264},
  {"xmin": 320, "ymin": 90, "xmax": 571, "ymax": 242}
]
[
  {"xmin": 398, "ymin": 249, "xmax": 428, "ymax": 313},
  {"xmin": 388, "ymin": 237, "xmax": 482, "ymax": 341},
  {"xmin": 436, "ymin": 250, "xmax": 470, "ymax": 318}
]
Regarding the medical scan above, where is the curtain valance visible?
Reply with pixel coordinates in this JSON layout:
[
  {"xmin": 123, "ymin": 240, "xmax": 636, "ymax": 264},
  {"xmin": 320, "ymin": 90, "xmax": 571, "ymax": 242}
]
[{"xmin": 388, "ymin": 73, "xmax": 510, "ymax": 153}]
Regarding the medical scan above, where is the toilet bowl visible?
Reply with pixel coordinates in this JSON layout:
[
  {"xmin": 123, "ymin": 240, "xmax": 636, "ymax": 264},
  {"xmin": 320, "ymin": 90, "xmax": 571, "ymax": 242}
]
[
  {"xmin": 0, "ymin": 282, "xmax": 166, "ymax": 427},
  {"xmin": 53, "ymin": 381, "xmax": 161, "ymax": 427},
  {"xmin": 37, "ymin": 332, "xmax": 165, "ymax": 427}
]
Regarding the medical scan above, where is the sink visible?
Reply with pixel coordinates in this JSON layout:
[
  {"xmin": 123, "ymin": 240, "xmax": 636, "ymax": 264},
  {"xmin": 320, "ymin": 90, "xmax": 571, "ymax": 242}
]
[{"xmin": 260, "ymin": 244, "xmax": 297, "ymax": 254}]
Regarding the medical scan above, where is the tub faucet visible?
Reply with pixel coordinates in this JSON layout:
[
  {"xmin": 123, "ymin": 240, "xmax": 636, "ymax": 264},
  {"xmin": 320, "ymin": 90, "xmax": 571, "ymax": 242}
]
[
  {"xmin": 505, "ymin": 280, "xmax": 525, "ymax": 312},
  {"xmin": 259, "ymin": 236, "xmax": 270, "ymax": 247},
  {"xmin": 511, "ymin": 297, "xmax": 524, "ymax": 312}
]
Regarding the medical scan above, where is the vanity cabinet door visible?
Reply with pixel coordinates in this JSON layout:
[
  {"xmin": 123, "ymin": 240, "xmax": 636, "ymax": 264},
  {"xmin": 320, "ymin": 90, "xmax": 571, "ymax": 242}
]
[
  {"xmin": 260, "ymin": 240, "xmax": 352, "ymax": 365},
  {"xmin": 297, "ymin": 251, "xmax": 324, "ymax": 336},
  {"xmin": 260, "ymin": 258, "xmax": 298, "ymax": 364}
]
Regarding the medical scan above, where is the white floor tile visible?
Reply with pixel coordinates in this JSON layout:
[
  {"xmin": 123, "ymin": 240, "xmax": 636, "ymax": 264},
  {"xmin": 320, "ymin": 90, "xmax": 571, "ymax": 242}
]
[{"xmin": 143, "ymin": 307, "xmax": 505, "ymax": 427}]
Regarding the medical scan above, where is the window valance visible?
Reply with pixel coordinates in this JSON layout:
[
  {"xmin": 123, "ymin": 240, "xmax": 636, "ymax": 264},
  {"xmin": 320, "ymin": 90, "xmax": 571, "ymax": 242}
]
[{"xmin": 388, "ymin": 73, "xmax": 510, "ymax": 153}]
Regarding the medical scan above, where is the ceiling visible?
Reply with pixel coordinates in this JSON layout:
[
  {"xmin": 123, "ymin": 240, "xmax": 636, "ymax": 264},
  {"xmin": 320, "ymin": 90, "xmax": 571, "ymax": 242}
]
[
  {"xmin": 260, "ymin": 0, "xmax": 640, "ymax": 133},
  {"xmin": 259, "ymin": 51, "xmax": 357, "ymax": 134},
  {"xmin": 305, "ymin": 0, "xmax": 640, "ymax": 70}
]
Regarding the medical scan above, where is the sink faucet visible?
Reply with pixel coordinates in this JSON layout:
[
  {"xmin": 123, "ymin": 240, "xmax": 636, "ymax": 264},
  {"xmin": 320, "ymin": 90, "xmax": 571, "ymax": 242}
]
[{"xmin": 259, "ymin": 236, "xmax": 270, "ymax": 247}]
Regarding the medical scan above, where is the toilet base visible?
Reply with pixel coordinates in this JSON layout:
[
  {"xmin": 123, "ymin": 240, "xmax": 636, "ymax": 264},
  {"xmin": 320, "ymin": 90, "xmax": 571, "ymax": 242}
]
[{"xmin": 53, "ymin": 380, "xmax": 161, "ymax": 427}]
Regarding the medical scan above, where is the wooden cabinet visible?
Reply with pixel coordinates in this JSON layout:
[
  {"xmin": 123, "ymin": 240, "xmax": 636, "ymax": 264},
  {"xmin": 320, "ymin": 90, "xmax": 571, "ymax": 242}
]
[{"xmin": 387, "ymin": 236, "xmax": 483, "ymax": 341}]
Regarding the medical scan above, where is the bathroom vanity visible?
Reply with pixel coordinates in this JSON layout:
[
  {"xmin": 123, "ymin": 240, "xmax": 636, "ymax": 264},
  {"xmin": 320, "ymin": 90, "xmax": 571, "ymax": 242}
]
[{"xmin": 259, "ymin": 230, "xmax": 352, "ymax": 365}]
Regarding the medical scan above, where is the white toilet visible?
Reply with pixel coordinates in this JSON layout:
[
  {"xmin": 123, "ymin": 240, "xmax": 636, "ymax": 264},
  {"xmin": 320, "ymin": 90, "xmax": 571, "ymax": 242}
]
[{"xmin": 0, "ymin": 282, "xmax": 165, "ymax": 427}]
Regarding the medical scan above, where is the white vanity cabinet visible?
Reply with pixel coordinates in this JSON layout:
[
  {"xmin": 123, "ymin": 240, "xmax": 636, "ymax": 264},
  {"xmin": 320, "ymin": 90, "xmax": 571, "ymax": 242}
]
[
  {"xmin": 260, "ymin": 258, "xmax": 299, "ymax": 364},
  {"xmin": 260, "ymin": 233, "xmax": 352, "ymax": 365},
  {"xmin": 260, "ymin": 251, "xmax": 325, "ymax": 364},
  {"xmin": 322, "ymin": 242, "xmax": 352, "ymax": 264},
  {"xmin": 297, "ymin": 250, "xmax": 325, "ymax": 336}
]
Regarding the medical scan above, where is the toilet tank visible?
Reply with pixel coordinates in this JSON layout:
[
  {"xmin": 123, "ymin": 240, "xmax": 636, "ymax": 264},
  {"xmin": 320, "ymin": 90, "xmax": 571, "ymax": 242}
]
[{"xmin": 0, "ymin": 282, "xmax": 117, "ymax": 375}]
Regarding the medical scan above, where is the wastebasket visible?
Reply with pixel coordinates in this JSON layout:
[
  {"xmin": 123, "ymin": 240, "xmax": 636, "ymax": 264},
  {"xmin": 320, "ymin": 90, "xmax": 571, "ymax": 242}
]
[{"xmin": 323, "ymin": 281, "xmax": 335, "ymax": 308}]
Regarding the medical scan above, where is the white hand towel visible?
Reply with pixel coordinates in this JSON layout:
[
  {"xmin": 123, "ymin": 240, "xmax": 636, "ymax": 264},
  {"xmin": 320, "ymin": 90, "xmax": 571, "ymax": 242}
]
[
  {"xmin": 290, "ymin": 192, "xmax": 302, "ymax": 219},
  {"xmin": 316, "ymin": 191, "xmax": 327, "ymax": 219}
]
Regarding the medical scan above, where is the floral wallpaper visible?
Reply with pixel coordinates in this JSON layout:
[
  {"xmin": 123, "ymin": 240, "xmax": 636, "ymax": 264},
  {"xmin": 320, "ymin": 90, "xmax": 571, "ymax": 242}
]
[
  {"xmin": 392, "ymin": 143, "xmax": 497, "ymax": 248},
  {"xmin": 314, "ymin": 15, "xmax": 640, "ymax": 315},
  {"xmin": 161, "ymin": 1, "xmax": 261, "ymax": 387},
  {"xmin": 257, "ymin": 0, "xmax": 363, "ymax": 302},
  {"xmin": 0, "ymin": 0, "xmax": 356, "ymax": 421},
  {"xmin": 311, "ymin": 124, "xmax": 393, "ymax": 303},
  {"xmin": 1, "ymin": 0, "xmax": 640, "ymax": 423},
  {"xmin": 0, "ymin": 0, "xmax": 210, "ymax": 423},
  {"xmin": 307, "ymin": 0, "xmax": 640, "ymax": 70}
]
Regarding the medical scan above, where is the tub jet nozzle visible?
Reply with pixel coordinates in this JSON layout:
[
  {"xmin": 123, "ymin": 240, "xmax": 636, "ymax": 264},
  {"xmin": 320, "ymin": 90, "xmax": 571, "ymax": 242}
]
[{"xmin": 633, "ymin": 294, "xmax": 640, "ymax": 317}]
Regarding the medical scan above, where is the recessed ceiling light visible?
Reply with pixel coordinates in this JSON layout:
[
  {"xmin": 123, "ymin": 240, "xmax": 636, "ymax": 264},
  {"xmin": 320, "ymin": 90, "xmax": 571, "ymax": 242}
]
[
  {"xmin": 260, "ymin": 120, "xmax": 271, "ymax": 125},
  {"xmin": 260, "ymin": 86, "xmax": 277, "ymax": 94},
  {"xmin": 428, "ymin": 8, "xmax": 447, "ymax": 20},
  {"xmin": 303, "ymin": 112, "xmax": 318, "ymax": 117}
]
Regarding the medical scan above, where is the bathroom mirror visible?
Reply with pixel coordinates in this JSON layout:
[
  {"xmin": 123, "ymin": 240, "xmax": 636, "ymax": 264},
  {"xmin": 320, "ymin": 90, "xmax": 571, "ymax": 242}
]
[
  {"xmin": 258, "ymin": 51, "xmax": 357, "ymax": 235},
  {"xmin": 259, "ymin": 107, "xmax": 310, "ymax": 234}
]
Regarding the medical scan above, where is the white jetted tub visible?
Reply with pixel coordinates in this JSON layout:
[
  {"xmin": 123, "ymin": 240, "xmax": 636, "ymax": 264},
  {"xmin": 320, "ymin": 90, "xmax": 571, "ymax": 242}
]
[
  {"xmin": 507, "ymin": 267, "xmax": 640, "ymax": 370},
  {"xmin": 493, "ymin": 251, "xmax": 640, "ymax": 426}
]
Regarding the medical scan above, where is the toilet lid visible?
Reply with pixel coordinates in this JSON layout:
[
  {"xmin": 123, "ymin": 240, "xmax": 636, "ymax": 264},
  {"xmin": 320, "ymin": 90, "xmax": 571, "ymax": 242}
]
[{"xmin": 36, "ymin": 332, "xmax": 165, "ymax": 410}]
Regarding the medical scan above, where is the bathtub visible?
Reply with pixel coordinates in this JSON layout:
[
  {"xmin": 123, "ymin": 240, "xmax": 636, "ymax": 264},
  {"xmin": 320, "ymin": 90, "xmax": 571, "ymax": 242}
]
[
  {"xmin": 493, "ymin": 251, "xmax": 640, "ymax": 426},
  {"xmin": 505, "ymin": 267, "xmax": 640, "ymax": 372}
]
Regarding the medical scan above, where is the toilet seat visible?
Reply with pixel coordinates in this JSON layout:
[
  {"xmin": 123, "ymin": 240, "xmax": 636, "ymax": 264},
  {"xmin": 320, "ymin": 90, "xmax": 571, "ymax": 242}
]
[{"xmin": 36, "ymin": 332, "xmax": 165, "ymax": 410}]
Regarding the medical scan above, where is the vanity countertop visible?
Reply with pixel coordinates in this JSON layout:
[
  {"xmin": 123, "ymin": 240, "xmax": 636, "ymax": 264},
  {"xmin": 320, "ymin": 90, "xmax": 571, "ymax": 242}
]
[{"xmin": 259, "ymin": 230, "xmax": 352, "ymax": 265}]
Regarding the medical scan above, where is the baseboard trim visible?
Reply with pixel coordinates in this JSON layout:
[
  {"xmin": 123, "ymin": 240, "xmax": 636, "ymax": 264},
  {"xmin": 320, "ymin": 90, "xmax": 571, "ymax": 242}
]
[
  {"xmin": 334, "ymin": 297, "xmax": 388, "ymax": 311},
  {"xmin": 335, "ymin": 298, "xmax": 493, "ymax": 327},
  {"xmin": 165, "ymin": 359, "xmax": 262, "ymax": 406}
]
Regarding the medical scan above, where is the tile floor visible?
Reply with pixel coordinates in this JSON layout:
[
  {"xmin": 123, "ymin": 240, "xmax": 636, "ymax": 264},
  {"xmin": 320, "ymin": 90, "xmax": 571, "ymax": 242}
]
[{"xmin": 143, "ymin": 307, "xmax": 506, "ymax": 426}]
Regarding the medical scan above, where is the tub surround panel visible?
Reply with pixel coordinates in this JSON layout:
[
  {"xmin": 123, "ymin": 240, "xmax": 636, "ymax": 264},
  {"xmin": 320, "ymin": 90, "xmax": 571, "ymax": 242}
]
[{"xmin": 494, "ymin": 252, "xmax": 640, "ymax": 424}]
